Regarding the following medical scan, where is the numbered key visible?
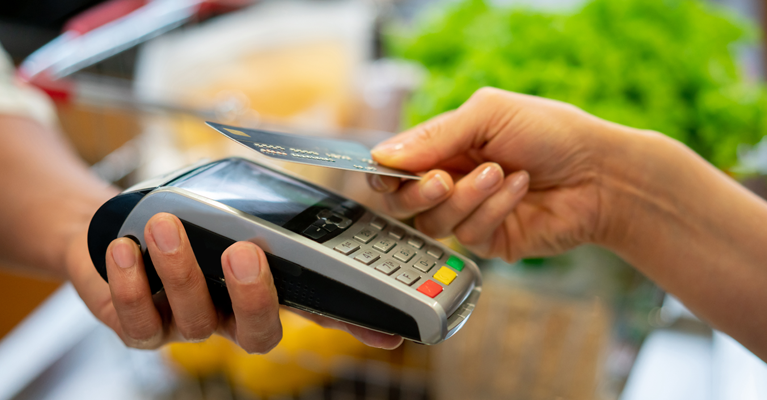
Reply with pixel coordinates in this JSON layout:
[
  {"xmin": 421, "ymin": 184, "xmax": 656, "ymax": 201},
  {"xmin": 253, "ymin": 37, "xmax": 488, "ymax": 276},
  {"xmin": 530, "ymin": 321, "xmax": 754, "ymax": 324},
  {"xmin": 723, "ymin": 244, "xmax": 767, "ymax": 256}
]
[
  {"xmin": 413, "ymin": 257, "xmax": 435, "ymax": 273},
  {"xmin": 354, "ymin": 228, "xmax": 377, "ymax": 244},
  {"xmin": 354, "ymin": 250, "xmax": 381, "ymax": 265},
  {"xmin": 334, "ymin": 240, "xmax": 360, "ymax": 255},
  {"xmin": 393, "ymin": 247, "xmax": 416, "ymax": 263},
  {"xmin": 375, "ymin": 260, "xmax": 399, "ymax": 276},
  {"xmin": 373, "ymin": 238, "xmax": 396, "ymax": 253}
]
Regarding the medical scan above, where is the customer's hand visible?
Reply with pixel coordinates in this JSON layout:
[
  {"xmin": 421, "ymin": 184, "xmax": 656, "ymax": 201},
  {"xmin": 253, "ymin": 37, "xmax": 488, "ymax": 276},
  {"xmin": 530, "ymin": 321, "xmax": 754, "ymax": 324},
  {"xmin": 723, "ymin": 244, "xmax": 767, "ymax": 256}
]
[
  {"xmin": 66, "ymin": 213, "xmax": 403, "ymax": 353},
  {"xmin": 368, "ymin": 87, "xmax": 615, "ymax": 262}
]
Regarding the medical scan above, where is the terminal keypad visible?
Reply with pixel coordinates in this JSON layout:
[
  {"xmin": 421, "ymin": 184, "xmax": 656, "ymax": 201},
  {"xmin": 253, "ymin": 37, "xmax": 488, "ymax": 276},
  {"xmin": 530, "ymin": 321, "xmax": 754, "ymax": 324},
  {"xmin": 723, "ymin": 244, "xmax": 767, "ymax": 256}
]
[{"xmin": 333, "ymin": 216, "xmax": 466, "ymax": 298}]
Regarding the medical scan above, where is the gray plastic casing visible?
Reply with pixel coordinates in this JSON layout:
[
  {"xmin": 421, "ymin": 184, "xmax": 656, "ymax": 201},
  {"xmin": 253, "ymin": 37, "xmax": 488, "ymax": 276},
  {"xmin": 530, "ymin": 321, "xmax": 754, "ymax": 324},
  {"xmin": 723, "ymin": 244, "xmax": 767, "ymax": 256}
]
[{"xmin": 117, "ymin": 158, "xmax": 482, "ymax": 344}]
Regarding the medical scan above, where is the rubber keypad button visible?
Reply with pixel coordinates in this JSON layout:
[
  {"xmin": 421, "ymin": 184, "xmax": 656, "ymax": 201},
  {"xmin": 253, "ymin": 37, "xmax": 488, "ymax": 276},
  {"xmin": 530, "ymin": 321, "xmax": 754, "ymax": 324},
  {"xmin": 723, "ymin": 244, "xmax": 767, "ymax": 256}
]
[
  {"xmin": 433, "ymin": 267, "xmax": 457, "ymax": 286},
  {"xmin": 446, "ymin": 255, "xmax": 465, "ymax": 271},
  {"xmin": 417, "ymin": 280, "xmax": 443, "ymax": 298}
]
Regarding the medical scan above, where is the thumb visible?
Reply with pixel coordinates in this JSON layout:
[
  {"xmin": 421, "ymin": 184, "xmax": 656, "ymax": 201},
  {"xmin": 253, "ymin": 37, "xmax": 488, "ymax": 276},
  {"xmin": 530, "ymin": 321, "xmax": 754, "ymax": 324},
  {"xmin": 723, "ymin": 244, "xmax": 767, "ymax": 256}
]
[{"xmin": 371, "ymin": 108, "xmax": 480, "ymax": 172}]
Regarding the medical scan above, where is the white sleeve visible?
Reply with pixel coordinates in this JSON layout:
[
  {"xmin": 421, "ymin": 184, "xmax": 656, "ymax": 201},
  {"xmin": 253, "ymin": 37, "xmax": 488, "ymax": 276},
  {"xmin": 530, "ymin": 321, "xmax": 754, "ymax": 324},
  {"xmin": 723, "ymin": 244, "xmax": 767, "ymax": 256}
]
[{"xmin": 0, "ymin": 45, "xmax": 58, "ymax": 128}]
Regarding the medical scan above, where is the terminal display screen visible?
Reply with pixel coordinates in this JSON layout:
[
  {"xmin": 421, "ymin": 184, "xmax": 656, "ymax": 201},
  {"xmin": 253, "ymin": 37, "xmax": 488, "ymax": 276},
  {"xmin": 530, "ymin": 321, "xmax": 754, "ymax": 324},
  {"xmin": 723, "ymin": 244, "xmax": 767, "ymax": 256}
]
[{"xmin": 170, "ymin": 159, "xmax": 335, "ymax": 227}]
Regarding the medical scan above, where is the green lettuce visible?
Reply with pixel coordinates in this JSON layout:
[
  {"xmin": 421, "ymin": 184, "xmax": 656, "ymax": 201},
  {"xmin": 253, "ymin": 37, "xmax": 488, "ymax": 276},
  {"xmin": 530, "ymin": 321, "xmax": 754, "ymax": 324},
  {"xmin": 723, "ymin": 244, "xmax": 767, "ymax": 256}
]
[{"xmin": 387, "ymin": 0, "xmax": 767, "ymax": 169}]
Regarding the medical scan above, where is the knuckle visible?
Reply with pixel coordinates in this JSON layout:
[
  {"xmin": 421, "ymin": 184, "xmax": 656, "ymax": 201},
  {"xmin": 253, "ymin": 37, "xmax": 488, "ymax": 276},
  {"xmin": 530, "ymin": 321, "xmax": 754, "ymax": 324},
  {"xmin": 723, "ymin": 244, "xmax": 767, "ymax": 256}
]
[
  {"xmin": 471, "ymin": 248, "xmax": 491, "ymax": 260},
  {"xmin": 414, "ymin": 216, "xmax": 445, "ymax": 239},
  {"xmin": 412, "ymin": 114, "xmax": 448, "ymax": 148},
  {"xmin": 384, "ymin": 194, "xmax": 413, "ymax": 220},
  {"xmin": 113, "ymin": 285, "xmax": 146, "ymax": 309},
  {"xmin": 239, "ymin": 301, "xmax": 273, "ymax": 321},
  {"xmin": 470, "ymin": 87, "xmax": 502, "ymax": 105},
  {"xmin": 462, "ymin": 87, "xmax": 509, "ymax": 137},
  {"xmin": 462, "ymin": 239, "xmax": 494, "ymax": 260},
  {"xmin": 122, "ymin": 317, "xmax": 162, "ymax": 344},
  {"xmin": 177, "ymin": 315, "xmax": 217, "ymax": 342},
  {"xmin": 234, "ymin": 285, "xmax": 276, "ymax": 316},
  {"xmin": 401, "ymin": 195, "xmax": 426, "ymax": 215},
  {"xmin": 450, "ymin": 198, "xmax": 477, "ymax": 216},
  {"xmin": 454, "ymin": 225, "xmax": 482, "ymax": 246},
  {"xmin": 555, "ymin": 98, "xmax": 583, "ymax": 114},
  {"xmin": 416, "ymin": 120, "xmax": 441, "ymax": 142},
  {"xmin": 119, "ymin": 310, "xmax": 161, "ymax": 338},
  {"xmin": 468, "ymin": 241, "xmax": 493, "ymax": 259},
  {"xmin": 160, "ymin": 261, "xmax": 199, "ymax": 290}
]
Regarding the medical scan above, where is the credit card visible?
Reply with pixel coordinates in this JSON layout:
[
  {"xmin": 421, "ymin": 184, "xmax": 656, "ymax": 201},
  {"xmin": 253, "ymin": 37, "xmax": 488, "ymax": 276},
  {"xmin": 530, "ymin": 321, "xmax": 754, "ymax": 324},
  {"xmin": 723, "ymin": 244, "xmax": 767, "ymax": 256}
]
[{"xmin": 206, "ymin": 122, "xmax": 421, "ymax": 180}]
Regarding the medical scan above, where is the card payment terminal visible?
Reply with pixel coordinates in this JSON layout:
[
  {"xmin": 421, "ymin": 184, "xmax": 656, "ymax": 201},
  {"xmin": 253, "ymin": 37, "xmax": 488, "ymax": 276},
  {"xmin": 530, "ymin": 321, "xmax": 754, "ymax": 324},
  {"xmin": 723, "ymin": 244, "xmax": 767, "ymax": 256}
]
[{"xmin": 88, "ymin": 158, "xmax": 481, "ymax": 344}]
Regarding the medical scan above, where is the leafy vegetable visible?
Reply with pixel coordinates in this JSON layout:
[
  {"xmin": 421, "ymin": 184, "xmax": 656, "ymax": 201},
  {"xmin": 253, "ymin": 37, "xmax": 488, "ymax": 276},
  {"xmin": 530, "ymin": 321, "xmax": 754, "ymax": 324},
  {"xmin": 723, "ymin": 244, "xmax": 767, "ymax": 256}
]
[{"xmin": 387, "ymin": 0, "xmax": 766, "ymax": 169}]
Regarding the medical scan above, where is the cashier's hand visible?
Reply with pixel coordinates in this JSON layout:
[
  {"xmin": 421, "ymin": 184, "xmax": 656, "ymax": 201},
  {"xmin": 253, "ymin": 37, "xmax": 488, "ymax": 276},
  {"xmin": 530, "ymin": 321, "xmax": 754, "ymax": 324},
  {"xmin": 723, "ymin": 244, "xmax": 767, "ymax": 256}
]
[
  {"xmin": 67, "ymin": 213, "xmax": 402, "ymax": 353},
  {"xmin": 368, "ymin": 87, "xmax": 607, "ymax": 262}
]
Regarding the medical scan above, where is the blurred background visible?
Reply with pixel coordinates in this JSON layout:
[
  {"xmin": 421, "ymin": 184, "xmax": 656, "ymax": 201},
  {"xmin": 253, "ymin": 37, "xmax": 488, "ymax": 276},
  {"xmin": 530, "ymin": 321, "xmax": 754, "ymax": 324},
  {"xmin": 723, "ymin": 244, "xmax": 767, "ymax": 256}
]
[{"xmin": 1, "ymin": 0, "xmax": 767, "ymax": 399}]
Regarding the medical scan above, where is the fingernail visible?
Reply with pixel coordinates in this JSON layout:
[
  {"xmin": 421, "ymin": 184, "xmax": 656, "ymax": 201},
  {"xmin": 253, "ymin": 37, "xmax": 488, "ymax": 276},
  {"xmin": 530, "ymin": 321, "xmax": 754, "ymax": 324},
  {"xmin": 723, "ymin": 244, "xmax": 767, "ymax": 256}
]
[
  {"xmin": 112, "ymin": 239, "xmax": 136, "ymax": 269},
  {"xmin": 474, "ymin": 163, "xmax": 503, "ymax": 191},
  {"xmin": 151, "ymin": 217, "xmax": 180, "ymax": 253},
  {"xmin": 371, "ymin": 141, "xmax": 405, "ymax": 157},
  {"xmin": 509, "ymin": 171, "xmax": 530, "ymax": 193},
  {"xmin": 229, "ymin": 244, "xmax": 261, "ymax": 284},
  {"xmin": 370, "ymin": 174, "xmax": 389, "ymax": 192},
  {"xmin": 421, "ymin": 173, "xmax": 450, "ymax": 201}
]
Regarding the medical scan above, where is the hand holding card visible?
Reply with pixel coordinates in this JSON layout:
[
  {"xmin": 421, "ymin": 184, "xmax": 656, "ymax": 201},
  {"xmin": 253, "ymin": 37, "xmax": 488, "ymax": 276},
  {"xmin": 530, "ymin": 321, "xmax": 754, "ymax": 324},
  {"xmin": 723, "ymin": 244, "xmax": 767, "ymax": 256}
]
[{"xmin": 207, "ymin": 122, "xmax": 421, "ymax": 180}]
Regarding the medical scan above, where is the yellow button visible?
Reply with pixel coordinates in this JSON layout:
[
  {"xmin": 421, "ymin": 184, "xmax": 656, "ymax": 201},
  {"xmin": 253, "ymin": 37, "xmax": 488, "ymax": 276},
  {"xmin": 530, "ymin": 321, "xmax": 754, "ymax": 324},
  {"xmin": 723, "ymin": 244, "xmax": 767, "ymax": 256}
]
[{"xmin": 433, "ymin": 267, "xmax": 457, "ymax": 286}]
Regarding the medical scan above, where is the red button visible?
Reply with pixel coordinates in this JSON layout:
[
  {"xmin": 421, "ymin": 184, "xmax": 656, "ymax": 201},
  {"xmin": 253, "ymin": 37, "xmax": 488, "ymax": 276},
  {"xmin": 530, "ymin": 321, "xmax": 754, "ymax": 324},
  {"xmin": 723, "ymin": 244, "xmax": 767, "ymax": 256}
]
[{"xmin": 417, "ymin": 280, "xmax": 443, "ymax": 298}]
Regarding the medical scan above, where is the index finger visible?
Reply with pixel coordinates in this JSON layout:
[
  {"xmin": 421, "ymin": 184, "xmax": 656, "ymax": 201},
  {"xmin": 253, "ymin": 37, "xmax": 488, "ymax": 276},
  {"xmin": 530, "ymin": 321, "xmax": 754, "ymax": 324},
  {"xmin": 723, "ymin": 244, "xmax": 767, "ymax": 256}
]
[{"xmin": 378, "ymin": 170, "xmax": 454, "ymax": 219}]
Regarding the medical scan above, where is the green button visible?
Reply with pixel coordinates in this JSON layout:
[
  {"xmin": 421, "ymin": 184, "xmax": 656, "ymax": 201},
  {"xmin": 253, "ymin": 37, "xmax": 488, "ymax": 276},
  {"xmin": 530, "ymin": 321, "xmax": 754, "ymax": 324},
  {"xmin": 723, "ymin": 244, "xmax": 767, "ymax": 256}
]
[{"xmin": 446, "ymin": 255, "xmax": 465, "ymax": 271}]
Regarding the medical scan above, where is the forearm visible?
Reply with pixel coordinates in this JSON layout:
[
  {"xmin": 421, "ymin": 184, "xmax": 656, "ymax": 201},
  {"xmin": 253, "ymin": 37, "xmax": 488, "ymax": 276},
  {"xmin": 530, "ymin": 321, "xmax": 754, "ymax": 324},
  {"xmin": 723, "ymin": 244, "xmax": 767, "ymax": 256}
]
[
  {"xmin": 598, "ymin": 126, "xmax": 767, "ymax": 358},
  {"xmin": 0, "ymin": 115, "xmax": 118, "ymax": 278}
]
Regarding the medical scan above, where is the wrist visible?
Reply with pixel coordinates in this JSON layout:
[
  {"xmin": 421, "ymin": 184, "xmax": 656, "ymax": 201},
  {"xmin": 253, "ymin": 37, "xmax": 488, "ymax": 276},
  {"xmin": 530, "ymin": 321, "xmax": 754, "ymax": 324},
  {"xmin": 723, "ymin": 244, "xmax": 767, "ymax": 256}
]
[{"xmin": 589, "ymin": 123, "xmax": 694, "ymax": 254}]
